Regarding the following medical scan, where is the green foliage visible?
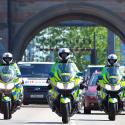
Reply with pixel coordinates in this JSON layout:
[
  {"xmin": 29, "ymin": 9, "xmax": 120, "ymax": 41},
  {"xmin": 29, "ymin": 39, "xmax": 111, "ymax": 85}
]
[
  {"xmin": 115, "ymin": 35, "xmax": 123, "ymax": 63},
  {"xmin": 24, "ymin": 26, "xmax": 110, "ymax": 70}
]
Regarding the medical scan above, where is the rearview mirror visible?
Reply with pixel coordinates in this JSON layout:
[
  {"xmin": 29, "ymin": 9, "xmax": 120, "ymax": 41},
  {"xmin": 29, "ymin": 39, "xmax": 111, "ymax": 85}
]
[
  {"xmin": 22, "ymin": 80, "xmax": 24, "ymax": 84},
  {"xmin": 98, "ymin": 75, "xmax": 103, "ymax": 80},
  {"xmin": 17, "ymin": 75, "xmax": 22, "ymax": 78},
  {"xmin": 122, "ymin": 76, "xmax": 125, "ymax": 80},
  {"xmin": 77, "ymin": 72, "xmax": 83, "ymax": 77},
  {"xmin": 49, "ymin": 72, "xmax": 54, "ymax": 77}
]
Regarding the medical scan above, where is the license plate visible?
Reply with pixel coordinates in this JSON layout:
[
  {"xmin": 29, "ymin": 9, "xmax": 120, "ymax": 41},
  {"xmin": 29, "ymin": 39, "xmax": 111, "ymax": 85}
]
[{"xmin": 30, "ymin": 94, "xmax": 44, "ymax": 98}]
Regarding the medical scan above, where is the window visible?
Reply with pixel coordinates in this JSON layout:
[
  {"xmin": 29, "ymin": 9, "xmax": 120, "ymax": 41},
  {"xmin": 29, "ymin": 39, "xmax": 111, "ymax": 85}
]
[
  {"xmin": 89, "ymin": 74, "xmax": 101, "ymax": 86},
  {"xmin": 18, "ymin": 63, "xmax": 53, "ymax": 78}
]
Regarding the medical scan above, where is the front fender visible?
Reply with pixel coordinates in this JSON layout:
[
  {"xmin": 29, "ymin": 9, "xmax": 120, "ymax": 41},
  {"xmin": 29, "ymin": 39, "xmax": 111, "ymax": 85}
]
[
  {"xmin": 2, "ymin": 96, "xmax": 11, "ymax": 102},
  {"xmin": 108, "ymin": 98, "xmax": 118, "ymax": 103},
  {"xmin": 60, "ymin": 97, "xmax": 71, "ymax": 104},
  {"xmin": 121, "ymin": 81, "xmax": 125, "ymax": 87}
]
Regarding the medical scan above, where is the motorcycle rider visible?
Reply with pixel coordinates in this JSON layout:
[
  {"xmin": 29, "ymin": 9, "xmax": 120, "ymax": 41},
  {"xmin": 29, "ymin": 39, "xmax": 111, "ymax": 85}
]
[
  {"xmin": 101, "ymin": 54, "xmax": 120, "ymax": 81},
  {"xmin": 97, "ymin": 54, "xmax": 124, "ymax": 108},
  {"xmin": 47, "ymin": 48, "xmax": 82, "ymax": 111},
  {"xmin": 97, "ymin": 53, "xmax": 119, "ymax": 87},
  {"xmin": 97, "ymin": 53, "xmax": 119, "ymax": 88},
  {"xmin": 51, "ymin": 48, "xmax": 79, "ymax": 74},
  {"xmin": 48, "ymin": 48, "xmax": 80, "ymax": 87},
  {"xmin": 106, "ymin": 54, "xmax": 120, "ymax": 67},
  {"xmin": 0, "ymin": 52, "xmax": 23, "ymax": 107}
]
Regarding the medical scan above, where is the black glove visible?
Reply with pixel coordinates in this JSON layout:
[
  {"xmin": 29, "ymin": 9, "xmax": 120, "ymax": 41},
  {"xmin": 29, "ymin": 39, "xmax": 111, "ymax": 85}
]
[
  {"xmin": 46, "ymin": 78, "xmax": 50, "ymax": 83},
  {"xmin": 80, "ymin": 83, "xmax": 86, "ymax": 89},
  {"xmin": 97, "ymin": 85, "xmax": 101, "ymax": 91},
  {"xmin": 48, "ymin": 84, "xmax": 52, "ymax": 90}
]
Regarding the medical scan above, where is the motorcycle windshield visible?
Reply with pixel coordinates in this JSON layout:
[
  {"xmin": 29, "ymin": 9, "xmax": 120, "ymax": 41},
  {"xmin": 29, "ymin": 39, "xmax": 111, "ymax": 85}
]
[
  {"xmin": 0, "ymin": 66, "xmax": 16, "ymax": 83},
  {"xmin": 106, "ymin": 67, "xmax": 121, "ymax": 85},
  {"xmin": 57, "ymin": 63, "xmax": 76, "ymax": 82}
]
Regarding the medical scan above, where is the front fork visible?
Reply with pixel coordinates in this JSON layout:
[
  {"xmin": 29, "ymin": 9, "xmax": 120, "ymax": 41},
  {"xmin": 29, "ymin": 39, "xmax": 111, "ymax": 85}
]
[
  {"xmin": 99, "ymin": 90, "xmax": 119, "ymax": 113},
  {"xmin": 60, "ymin": 96, "xmax": 71, "ymax": 114},
  {"xmin": 0, "ymin": 93, "xmax": 11, "ymax": 112},
  {"xmin": 60, "ymin": 95, "xmax": 79, "ymax": 113}
]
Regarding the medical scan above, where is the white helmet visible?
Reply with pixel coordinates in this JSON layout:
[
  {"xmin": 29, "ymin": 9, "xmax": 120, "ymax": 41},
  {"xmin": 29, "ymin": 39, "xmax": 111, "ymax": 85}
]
[
  {"xmin": 2, "ymin": 52, "xmax": 13, "ymax": 64},
  {"xmin": 58, "ymin": 48, "xmax": 70, "ymax": 61},
  {"xmin": 107, "ymin": 54, "xmax": 117, "ymax": 65}
]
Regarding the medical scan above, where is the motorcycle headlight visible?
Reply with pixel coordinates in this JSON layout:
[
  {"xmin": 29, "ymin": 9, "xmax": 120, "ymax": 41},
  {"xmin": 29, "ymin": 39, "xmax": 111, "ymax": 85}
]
[
  {"xmin": 0, "ymin": 82, "xmax": 5, "ymax": 89},
  {"xmin": 57, "ymin": 82, "xmax": 64, "ymax": 89},
  {"xmin": 5, "ymin": 83, "xmax": 14, "ymax": 90},
  {"xmin": 105, "ymin": 84, "xmax": 121, "ymax": 91},
  {"xmin": 111, "ymin": 84, "xmax": 121, "ymax": 91},
  {"xmin": 105, "ymin": 84, "xmax": 111, "ymax": 90},
  {"xmin": 65, "ymin": 81, "xmax": 75, "ymax": 90},
  {"xmin": 57, "ymin": 81, "xmax": 75, "ymax": 90}
]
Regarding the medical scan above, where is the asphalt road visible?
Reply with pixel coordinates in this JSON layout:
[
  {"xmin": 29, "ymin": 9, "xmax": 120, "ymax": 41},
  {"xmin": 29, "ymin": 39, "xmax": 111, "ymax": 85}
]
[{"xmin": 0, "ymin": 105, "xmax": 125, "ymax": 125}]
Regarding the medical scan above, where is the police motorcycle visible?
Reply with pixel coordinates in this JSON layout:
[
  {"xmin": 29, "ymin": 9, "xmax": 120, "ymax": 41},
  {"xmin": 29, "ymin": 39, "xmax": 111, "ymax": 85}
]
[
  {"xmin": 0, "ymin": 66, "xmax": 22, "ymax": 119},
  {"xmin": 97, "ymin": 66, "xmax": 125, "ymax": 121},
  {"xmin": 47, "ymin": 63, "xmax": 83, "ymax": 124}
]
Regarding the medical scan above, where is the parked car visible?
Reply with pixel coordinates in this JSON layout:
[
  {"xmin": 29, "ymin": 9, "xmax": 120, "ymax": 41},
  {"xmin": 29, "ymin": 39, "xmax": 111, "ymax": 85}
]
[
  {"xmin": 83, "ymin": 71, "xmax": 101, "ymax": 114},
  {"xmin": 18, "ymin": 62, "xmax": 54, "ymax": 105}
]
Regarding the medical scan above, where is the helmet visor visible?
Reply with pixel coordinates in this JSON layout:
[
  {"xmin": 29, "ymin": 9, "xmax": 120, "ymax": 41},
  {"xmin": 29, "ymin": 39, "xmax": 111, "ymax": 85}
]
[
  {"xmin": 108, "ymin": 59, "xmax": 117, "ymax": 65},
  {"xmin": 60, "ymin": 53, "xmax": 69, "ymax": 60},
  {"xmin": 3, "ymin": 57, "xmax": 12, "ymax": 63}
]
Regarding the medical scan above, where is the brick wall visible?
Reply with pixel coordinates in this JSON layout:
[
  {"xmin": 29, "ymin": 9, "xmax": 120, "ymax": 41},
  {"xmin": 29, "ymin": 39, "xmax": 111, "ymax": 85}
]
[
  {"xmin": 0, "ymin": 0, "xmax": 125, "ymax": 59},
  {"xmin": 0, "ymin": 0, "xmax": 8, "ymax": 54},
  {"xmin": 6, "ymin": 0, "xmax": 125, "ymax": 33}
]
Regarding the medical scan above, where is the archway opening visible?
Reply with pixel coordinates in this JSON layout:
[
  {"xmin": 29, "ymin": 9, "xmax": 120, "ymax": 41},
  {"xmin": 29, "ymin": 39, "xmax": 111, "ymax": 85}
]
[
  {"xmin": 13, "ymin": 3, "xmax": 125, "ymax": 69},
  {"xmin": 21, "ymin": 19, "xmax": 122, "ymax": 71}
]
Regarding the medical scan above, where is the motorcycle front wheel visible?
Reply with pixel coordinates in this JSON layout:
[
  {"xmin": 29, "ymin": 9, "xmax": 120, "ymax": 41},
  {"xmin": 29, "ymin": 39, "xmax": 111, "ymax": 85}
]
[
  {"xmin": 61, "ymin": 103, "xmax": 70, "ymax": 124},
  {"xmin": 3, "ymin": 102, "xmax": 12, "ymax": 120},
  {"xmin": 84, "ymin": 107, "xmax": 91, "ymax": 114},
  {"xmin": 108, "ymin": 103, "xmax": 117, "ymax": 121}
]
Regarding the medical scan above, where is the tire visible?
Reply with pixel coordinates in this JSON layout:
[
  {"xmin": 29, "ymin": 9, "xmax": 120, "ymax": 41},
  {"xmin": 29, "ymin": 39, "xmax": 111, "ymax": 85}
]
[
  {"xmin": 3, "ymin": 102, "xmax": 12, "ymax": 120},
  {"xmin": 61, "ymin": 103, "xmax": 70, "ymax": 124},
  {"xmin": 108, "ymin": 114, "xmax": 115, "ymax": 121},
  {"xmin": 23, "ymin": 102, "xmax": 29, "ymax": 105},
  {"xmin": 108, "ymin": 103, "xmax": 117, "ymax": 121},
  {"xmin": 84, "ymin": 107, "xmax": 91, "ymax": 114},
  {"xmin": 77, "ymin": 97, "xmax": 84, "ymax": 114}
]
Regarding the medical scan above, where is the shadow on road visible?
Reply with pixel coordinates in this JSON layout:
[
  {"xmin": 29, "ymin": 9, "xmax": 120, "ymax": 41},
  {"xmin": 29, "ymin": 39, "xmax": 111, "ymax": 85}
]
[
  {"xmin": 71, "ymin": 119, "xmax": 109, "ymax": 121},
  {"xmin": 26, "ymin": 122, "xmax": 62, "ymax": 124},
  {"xmin": 77, "ymin": 112, "xmax": 107, "ymax": 115},
  {"xmin": 78, "ymin": 111, "xmax": 125, "ymax": 116},
  {"xmin": 118, "ymin": 114, "xmax": 125, "ymax": 115},
  {"xmin": 89, "ymin": 113, "xmax": 107, "ymax": 115},
  {"xmin": 22, "ymin": 104, "xmax": 49, "ymax": 108},
  {"xmin": 0, "ymin": 119, "xmax": 5, "ymax": 120}
]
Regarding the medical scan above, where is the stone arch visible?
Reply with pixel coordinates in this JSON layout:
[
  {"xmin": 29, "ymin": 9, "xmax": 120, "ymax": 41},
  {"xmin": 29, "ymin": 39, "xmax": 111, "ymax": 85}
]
[{"xmin": 12, "ymin": 2, "xmax": 125, "ymax": 61}]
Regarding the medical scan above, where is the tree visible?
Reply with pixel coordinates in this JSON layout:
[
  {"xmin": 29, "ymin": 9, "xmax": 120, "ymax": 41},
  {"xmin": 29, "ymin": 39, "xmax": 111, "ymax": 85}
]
[{"xmin": 23, "ymin": 26, "xmax": 112, "ymax": 70}]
